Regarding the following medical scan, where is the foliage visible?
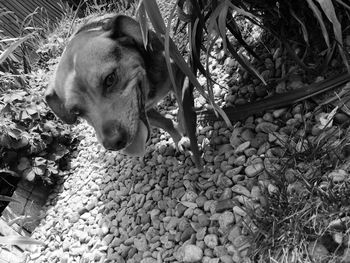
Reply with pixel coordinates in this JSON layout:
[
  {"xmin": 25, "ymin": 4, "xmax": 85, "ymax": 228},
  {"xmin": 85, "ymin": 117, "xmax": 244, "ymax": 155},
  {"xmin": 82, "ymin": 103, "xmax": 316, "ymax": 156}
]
[
  {"xmin": 134, "ymin": 0, "xmax": 349, "ymax": 167},
  {"xmin": 250, "ymin": 105, "xmax": 350, "ymax": 262},
  {"xmin": 0, "ymin": 9, "xmax": 77, "ymax": 185}
]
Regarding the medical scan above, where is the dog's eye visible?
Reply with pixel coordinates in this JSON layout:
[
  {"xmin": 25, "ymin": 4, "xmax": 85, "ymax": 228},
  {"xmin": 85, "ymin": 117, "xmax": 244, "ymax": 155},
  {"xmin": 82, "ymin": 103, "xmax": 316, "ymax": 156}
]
[
  {"xmin": 104, "ymin": 72, "xmax": 116, "ymax": 91},
  {"xmin": 70, "ymin": 106, "xmax": 82, "ymax": 116}
]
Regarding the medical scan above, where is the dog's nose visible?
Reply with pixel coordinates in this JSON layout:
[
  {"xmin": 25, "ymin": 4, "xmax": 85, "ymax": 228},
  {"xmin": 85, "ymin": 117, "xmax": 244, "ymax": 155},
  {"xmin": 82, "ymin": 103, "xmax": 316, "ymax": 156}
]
[{"xmin": 102, "ymin": 122, "xmax": 127, "ymax": 150}]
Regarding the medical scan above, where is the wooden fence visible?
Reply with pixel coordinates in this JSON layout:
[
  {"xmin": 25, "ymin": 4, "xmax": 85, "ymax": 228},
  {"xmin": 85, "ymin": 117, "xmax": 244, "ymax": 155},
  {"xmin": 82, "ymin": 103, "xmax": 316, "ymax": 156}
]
[{"xmin": 0, "ymin": 0, "xmax": 65, "ymax": 37}]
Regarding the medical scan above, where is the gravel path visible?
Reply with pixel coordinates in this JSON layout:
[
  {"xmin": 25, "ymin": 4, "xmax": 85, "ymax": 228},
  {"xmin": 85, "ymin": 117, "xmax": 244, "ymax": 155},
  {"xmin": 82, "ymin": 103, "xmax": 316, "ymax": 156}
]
[{"xmin": 26, "ymin": 27, "xmax": 350, "ymax": 262}]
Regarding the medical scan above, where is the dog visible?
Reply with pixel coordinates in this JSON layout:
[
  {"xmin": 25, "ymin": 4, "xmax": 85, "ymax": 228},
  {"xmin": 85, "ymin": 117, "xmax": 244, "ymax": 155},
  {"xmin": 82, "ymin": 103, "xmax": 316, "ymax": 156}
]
[{"xmin": 45, "ymin": 15, "xmax": 187, "ymax": 156}]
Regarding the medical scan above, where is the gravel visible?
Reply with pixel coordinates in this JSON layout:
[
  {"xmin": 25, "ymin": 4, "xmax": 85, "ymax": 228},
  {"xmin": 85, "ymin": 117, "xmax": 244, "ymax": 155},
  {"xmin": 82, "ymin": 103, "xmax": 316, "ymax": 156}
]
[{"xmin": 27, "ymin": 34, "xmax": 350, "ymax": 262}]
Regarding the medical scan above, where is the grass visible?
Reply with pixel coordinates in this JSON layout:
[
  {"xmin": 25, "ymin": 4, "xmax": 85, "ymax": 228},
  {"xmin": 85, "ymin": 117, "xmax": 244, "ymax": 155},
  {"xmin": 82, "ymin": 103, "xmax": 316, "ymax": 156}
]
[{"xmin": 249, "ymin": 101, "xmax": 350, "ymax": 262}]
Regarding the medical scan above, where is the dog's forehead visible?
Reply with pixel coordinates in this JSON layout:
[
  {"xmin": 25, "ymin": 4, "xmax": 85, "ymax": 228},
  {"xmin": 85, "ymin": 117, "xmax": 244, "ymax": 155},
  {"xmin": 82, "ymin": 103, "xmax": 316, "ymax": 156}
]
[{"xmin": 71, "ymin": 31, "xmax": 120, "ymax": 63}]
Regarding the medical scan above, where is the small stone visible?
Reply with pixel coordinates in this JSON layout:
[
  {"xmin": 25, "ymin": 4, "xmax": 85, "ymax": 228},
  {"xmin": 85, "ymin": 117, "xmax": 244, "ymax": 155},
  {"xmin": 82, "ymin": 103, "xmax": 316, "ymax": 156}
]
[
  {"xmin": 250, "ymin": 133, "xmax": 268, "ymax": 148},
  {"xmin": 240, "ymin": 129, "xmax": 255, "ymax": 142},
  {"xmin": 245, "ymin": 163, "xmax": 264, "ymax": 177},
  {"xmin": 196, "ymin": 195, "xmax": 208, "ymax": 207},
  {"xmin": 273, "ymin": 108, "xmax": 287, "ymax": 118},
  {"xmin": 220, "ymin": 255, "xmax": 234, "ymax": 263},
  {"xmin": 276, "ymin": 81, "xmax": 286, "ymax": 93},
  {"xmin": 233, "ymin": 235, "xmax": 250, "ymax": 250},
  {"xmin": 225, "ymin": 167, "xmax": 243, "ymax": 177},
  {"xmin": 228, "ymin": 226, "xmax": 241, "ymax": 243},
  {"xmin": 218, "ymin": 211, "xmax": 235, "ymax": 230},
  {"xmin": 140, "ymin": 257, "xmax": 157, "ymax": 263},
  {"xmin": 230, "ymin": 128, "xmax": 243, "ymax": 147},
  {"xmin": 328, "ymin": 169, "xmax": 347, "ymax": 183},
  {"xmin": 179, "ymin": 244, "xmax": 203, "ymax": 262},
  {"xmin": 134, "ymin": 235, "xmax": 148, "ymax": 251},
  {"xmin": 233, "ymin": 155, "xmax": 246, "ymax": 166},
  {"xmin": 234, "ymin": 141, "xmax": 251, "ymax": 154},
  {"xmin": 255, "ymin": 86, "xmax": 267, "ymax": 97},
  {"xmin": 308, "ymin": 241, "xmax": 329, "ymax": 262},
  {"xmin": 288, "ymin": 79, "xmax": 303, "ymax": 90},
  {"xmin": 256, "ymin": 122, "xmax": 279, "ymax": 133},
  {"xmin": 198, "ymin": 214, "xmax": 210, "ymax": 227},
  {"xmin": 215, "ymin": 199, "xmax": 234, "ymax": 213},
  {"xmin": 232, "ymin": 206, "xmax": 247, "ymax": 217},
  {"xmin": 60, "ymin": 252, "xmax": 70, "ymax": 263},
  {"xmin": 181, "ymin": 226, "xmax": 195, "ymax": 242},
  {"xmin": 69, "ymin": 212, "xmax": 80, "ymax": 223},
  {"xmin": 231, "ymin": 185, "xmax": 250, "ymax": 197},
  {"xmin": 204, "ymin": 234, "xmax": 219, "ymax": 249},
  {"xmin": 244, "ymin": 148, "xmax": 257, "ymax": 157}
]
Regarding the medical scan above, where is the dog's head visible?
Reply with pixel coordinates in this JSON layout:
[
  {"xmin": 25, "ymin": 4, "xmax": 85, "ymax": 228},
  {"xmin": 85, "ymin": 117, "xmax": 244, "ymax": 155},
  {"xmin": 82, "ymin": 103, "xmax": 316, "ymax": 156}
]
[{"xmin": 46, "ymin": 15, "xmax": 158, "ymax": 156}]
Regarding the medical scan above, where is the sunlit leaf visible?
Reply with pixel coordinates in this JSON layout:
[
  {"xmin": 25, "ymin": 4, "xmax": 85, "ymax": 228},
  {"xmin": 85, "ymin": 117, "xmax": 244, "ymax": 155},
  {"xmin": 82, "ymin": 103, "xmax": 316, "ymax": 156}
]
[
  {"xmin": 0, "ymin": 236, "xmax": 45, "ymax": 246},
  {"xmin": 137, "ymin": 3, "xmax": 149, "ymax": 49},
  {"xmin": 315, "ymin": 0, "xmax": 342, "ymax": 46},
  {"xmin": 0, "ymin": 195, "xmax": 20, "ymax": 203},
  {"xmin": 0, "ymin": 34, "xmax": 34, "ymax": 64},
  {"xmin": 218, "ymin": 1, "xmax": 229, "ymax": 52},
  {"xmin": 335, "ymin": 0, "xmax": 350, "ymax": 10}
]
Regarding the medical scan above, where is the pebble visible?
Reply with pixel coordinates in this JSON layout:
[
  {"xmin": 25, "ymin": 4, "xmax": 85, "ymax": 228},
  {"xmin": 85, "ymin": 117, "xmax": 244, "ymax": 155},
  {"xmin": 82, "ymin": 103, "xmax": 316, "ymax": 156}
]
[
  {"xmin": 178, "ymin": 244, "xmax": 203, "ymax": 262},
  {"xmin": 245, "ymin": 163, "xmax": 264, "ymax": 177},
  {"xmin": 204, "ymin": 234, "xmax": 219, "ymax": 249},
  {"xmin": 328, "ymin": 169, "xmax": 347, "ymax": 183},
  {"xmin": 307, "ymin": 241, "xmax": 329, "ymax": 262},
  {"xmin": 256, "ymin": 122, "xmax": 279, "ymax": 133}
]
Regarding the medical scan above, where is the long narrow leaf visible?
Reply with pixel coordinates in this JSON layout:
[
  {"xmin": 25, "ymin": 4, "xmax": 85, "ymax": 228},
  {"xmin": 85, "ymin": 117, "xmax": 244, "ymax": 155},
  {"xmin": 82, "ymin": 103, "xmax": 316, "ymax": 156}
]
[
  {"xmin": 142, "ymin": 0, "xmax": 231, "ymax": 127},
  {"xmin": 0, "ymin": 236, "xmax": 45, "ymax": 246},
  {"xmin": 315, "ymin": 0, "xmax": 342, "ymax": 46},
  {"xmin": 0, "ymin": 195, "xmax": 20, "ymax": 203},
  {"xmin": 225, "ymin": 36, "xmax": 267, "ymax": 85},
  {"xmin": 164, "ymin": 1, "xmax": 201, "ymax": 167},
  {"xmin": 136, "ymin": 3, "xmax": 149, "ymax": 49},
  {"xmin": 290, "ymin": 9, "xmax": 309, "ymax": 45},
  {"xmin": 207, "ymin": 1, "xmax": 227, "ymax": 36},
  {"xmin": 139, "ymin": 0, "xmax": 166, "ymax": 34},
  {"xmin": 218, "ymin": 1, "xmax": 229, "ymax": 52},
  {"xmin": 335, "ymin": 0, "xmax": 350, "ymax": 10},
  {"xmin": 0, "ymin": 34, "xmax": 33, "ymax": 64},
  {"xmin": 305, "ymin": 0, "xmax": 330, "ymax": 47}
]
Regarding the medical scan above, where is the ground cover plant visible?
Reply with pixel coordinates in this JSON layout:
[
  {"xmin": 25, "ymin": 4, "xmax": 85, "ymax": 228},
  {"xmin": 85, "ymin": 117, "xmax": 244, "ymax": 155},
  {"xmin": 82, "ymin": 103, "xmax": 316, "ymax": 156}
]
[{"xmin": 0, "ymin": 7, "xmax": 79, "ymax": 248}]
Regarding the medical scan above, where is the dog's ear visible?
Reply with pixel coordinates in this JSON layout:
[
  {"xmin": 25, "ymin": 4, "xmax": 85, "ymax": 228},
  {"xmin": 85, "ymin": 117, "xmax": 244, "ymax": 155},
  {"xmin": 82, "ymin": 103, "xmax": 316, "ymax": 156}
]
[
  {"xmin": 45, "ymin": 87, "xmax": 77, "ymax": 125},
  {"xmin": 104, "ymin": 15, "xmax": 145, "ymax": 46}
]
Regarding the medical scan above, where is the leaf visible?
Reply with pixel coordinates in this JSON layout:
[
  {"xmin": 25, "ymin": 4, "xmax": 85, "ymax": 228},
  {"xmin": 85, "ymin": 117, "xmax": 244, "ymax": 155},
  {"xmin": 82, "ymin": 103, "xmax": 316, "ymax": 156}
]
[
  {"xmin": 218, "ymin": 1, "xmax": 229, "ymax": 52},
  {"xmin": 305, "ymin": 0, "xmax": 330, "ymax": 47},
  {"xmin": 0, "ymin": 195, "xmax": 20, "ymax": 203},
  {"xmin": 315, "ymin": 0, "xmax": 342, "ymax": 46},
  {"xmin": 225, "ymin": 36, "xmax": 267, "ymax": 85},
  {"xmin": 0, "ymin": 236, "xmax": 45, "ymax": 246},
  {"xmin": 335, "ymin": 0, "xmax": 350, "ymax": 10},
  {"xmin": 137, "ymin": 3, "xmax": 149, "ymax": 49},
  {"xmin": 290, "ymin": 9, "xmax": 309, "ymax": 45},
  {"xmin": 0, "ymin": 34, "xmax": 34, "ymax": 64}
]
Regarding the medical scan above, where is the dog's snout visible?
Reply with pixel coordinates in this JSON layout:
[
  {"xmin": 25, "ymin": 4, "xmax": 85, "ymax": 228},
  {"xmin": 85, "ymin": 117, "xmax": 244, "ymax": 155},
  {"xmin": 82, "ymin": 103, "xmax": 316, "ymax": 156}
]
[{"xmin": 101, "ymin": 121, "xmax": 127, "ymax": 150}]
